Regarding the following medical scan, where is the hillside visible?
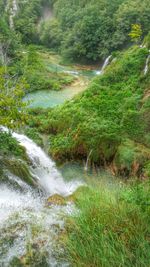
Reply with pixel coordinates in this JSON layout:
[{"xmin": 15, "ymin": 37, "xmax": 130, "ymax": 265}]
[
  {"xmin": 30, "ymin": 45, "xmax": 150, "ymax": 178},
  {"xmin": 0, "ymin": 0, "xmax": 150, "ymax": 266}
]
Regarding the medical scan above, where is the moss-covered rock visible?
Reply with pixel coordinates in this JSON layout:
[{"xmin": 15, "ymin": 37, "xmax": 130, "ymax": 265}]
[
  {"xmin": 1, "ymin": 157, "xmax": 35, "ymax": 186},
  {"xmin": 0, "ymin": 131, "xmax": 27, "ymax": 160},
  {"xmin": 47, "ymin": 194, "xmax": 66, "ymax": 206}
]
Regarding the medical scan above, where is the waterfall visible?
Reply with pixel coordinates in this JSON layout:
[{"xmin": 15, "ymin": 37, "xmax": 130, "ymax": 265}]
[
  {"xmin": 84, "ymin": 150, "xmax": 93, "ymax": 171},
  {"xmin": 0, "ymin": 128, "xmax": 82, "ymax": 265},
  {"xmin": 96, "ymin": 55, "xmax": 112, "ymax": 75},
  {"xmin": 144, "ymin": 54, "xmax": 150, "ymax": 75},
  {"xmin": 6, "ymin": 0, "xmax": 18, "ymax": 29},
  {"xmin": 12, "ymin": 132, "xmax": 82, "ymax": 196}
]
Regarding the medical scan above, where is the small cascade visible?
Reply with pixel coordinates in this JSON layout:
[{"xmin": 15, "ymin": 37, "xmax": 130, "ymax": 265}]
[
  {"xmin": 96, "ymin": 55, "xmax": 112, "ymax": 75},
  {"xmin": 6, "ymin": 0, "xmax": 18, "ymax": 29},
  {"xmin": 84, "ymin": 150, "xmax": 93, "ymax": 171},
  {"xmin": 144, "ymin": 54, "xmax": 150, "ymax": 75}
]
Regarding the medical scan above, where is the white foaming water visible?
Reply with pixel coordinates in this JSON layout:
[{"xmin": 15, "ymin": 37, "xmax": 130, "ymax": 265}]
[
  {"xmin": 12, "ymin": 131, "xmax": 82, "ymax": 196},
  {"xmin": 96, "ymin": 55, "xmax": 112, "ymax": 75},
  {"xmin": 0, "ymin": 184, "xmax": 43, "ymax": 225},
  {"xmin": 64, "ymin": 70, "xmax": 79, "ymax": 76},
  {"xmin": 0, "ymin": 184, "xmax": 73, "ymax": 266},
  {"xmin": 144, "ymin": 54, "xmax": 150, "ymax": 75},
  {"xmin": 0, "ymin": 128, "xmax": 81, "ymax": 266}
]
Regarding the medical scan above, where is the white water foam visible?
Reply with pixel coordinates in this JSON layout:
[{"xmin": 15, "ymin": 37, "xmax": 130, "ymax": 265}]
[{"xmin": 12, "ymin": 131, "xmax": 82, "ymax": 196}]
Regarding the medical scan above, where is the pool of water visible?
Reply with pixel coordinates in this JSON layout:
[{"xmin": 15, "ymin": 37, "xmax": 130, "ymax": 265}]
[
  {"xmin": 24, "ymin": 82, "xmax": 87, "ymax": 108},
  {"xmin": 24, "ymin": 55, "xmax": 99, "ymax": 108}
]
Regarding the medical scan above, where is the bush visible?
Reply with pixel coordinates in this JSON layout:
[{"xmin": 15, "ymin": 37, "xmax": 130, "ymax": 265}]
[
  {"xmin": 0, "ymin": 131, "xmax": 26, "ymax": 158},
  {"xmin": 25, "ymin": 128, "xmax": 43, "ymax": 147}
]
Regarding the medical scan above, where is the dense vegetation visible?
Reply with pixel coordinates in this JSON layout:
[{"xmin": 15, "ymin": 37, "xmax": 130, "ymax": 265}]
[
  {"xmin": 39, "ymin": 0, "xmax": 150, "ymax": 61},
  {"xmin": 65, "ymin": 181, "xmax": 150, "ymax": 266},
  {"xmin": 2, "ymin": 0, "xmax": 150, "ymax": 62},
  {"xmin": 0, "ymin": 1, "xmax": 150, "ymax": 266},
  {"xmin": 29, "ymin": 45, "xmax": 150, "ymax": 178}
]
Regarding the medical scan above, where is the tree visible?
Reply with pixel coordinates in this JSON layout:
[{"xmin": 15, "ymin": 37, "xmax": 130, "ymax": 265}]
[
  {"xmin": 129, "ymin": 24, "xmax": 142, "ymax": 43},
  {"xmin": 0, "ymin": 67, "xmax": 28, "ymax": 128},
  {"xmin": 39, "ymin": 19, "xmax": 63, "ymax": 50}
]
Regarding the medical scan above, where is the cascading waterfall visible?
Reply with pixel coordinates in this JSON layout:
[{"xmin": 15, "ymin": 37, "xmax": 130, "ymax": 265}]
[
  {"xmin": 96, "ymin": 55, "xmax": 112, "ymax": 75},
  {"xmin": 12, "ymin": 132, "xmax": 81, "ymax": 196},
  {"xmin": 0, "ymin": 128, "xmax": 82, "ymax": 266},
  {"xmin": 144, "ymin": 53, "xmax": 150, "ymax": 75}
]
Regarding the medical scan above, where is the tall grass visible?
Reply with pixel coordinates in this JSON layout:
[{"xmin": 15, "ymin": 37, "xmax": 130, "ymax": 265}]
[{"xmin": 66, "ymin": 182, "xmax": 150, "ymax": 267}]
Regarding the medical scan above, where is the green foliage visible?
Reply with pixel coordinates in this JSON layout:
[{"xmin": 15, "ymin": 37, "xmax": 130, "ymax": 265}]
[
  {"xmin": 39, "ymin": 0, "xmax": 150, "ymax": 61},
  {"xmin": 14, "ymin": 47, "xmax": 75, "ymax": 92},
  {"xmin": 129, "ymin": 24, "xmax": 142, "ymax": 43},
  {"xmin": 143, "ymin": 32, "xmax": 150, "ymax": 49},
  {"xmin": 113, "ymin": 0, "xmax": 150, "ymax": 48},
  {"xmin": 14, "ymin": 0, "xmax": 43, "ymax": 44},
  {"xmin": 114, "ymin": 140, "xmax": 150, "ymax": 176},
  {"xmin": 0, "ymin": 131, "xmax": 25, "ymax": 158},
  {"xmin": 39, "ymin": 19, "xmax": 63, "ymax": 51},
  {"xmin": 66, "ymin": 183, "xmax": 150, "ymax": 266},
  {"xmin": 121, "ymin": 180, "xmax": 150, "ymax": 212},
  {"xmin": 36, "ymin": 46, "xmax": 150, "ymax": 176},
  {"xmin": 0, "ymin": 17, "xmax": 21, "ymax": 64},
  {"xmin": 0, "ymin": 67, "xmax": 28, "ymax": 128},
  {"xmin": 25, "ymin": 128, "xmax": 43, "ymax": 147},
  {"xmin": 2, "ymin": 0, "xmax": 150, "ymax": 63}
]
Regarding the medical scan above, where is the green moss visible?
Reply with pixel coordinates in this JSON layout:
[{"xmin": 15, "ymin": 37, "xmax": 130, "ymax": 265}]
[
  {"xmin": 2, "ymin": 158, "xmax": 35, "ymax": 186},
  {"xmin": 0, "ymin": 131, "xmax": 26, "ymax": 159}
]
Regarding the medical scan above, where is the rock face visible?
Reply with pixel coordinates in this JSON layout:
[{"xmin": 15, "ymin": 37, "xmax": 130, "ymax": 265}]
[{"xmin": 47, "ymin": 194, "xmax": 66, "ymax": 206}]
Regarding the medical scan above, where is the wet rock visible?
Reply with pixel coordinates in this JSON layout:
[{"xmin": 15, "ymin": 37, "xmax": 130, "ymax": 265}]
[{"xmin": 47, "ymin": 194, "xmax": 66, "ymax": 206}]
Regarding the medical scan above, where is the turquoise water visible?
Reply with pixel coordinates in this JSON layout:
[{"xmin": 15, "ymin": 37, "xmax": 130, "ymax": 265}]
[
  {"xmin": 24, "ymin": 59, "xmax": 99, "ymax": 108},
  {"xmin": 24, "ymin": 84, "xmax": 86, "ymax": 108},
  {"xmin": 46, "ymin": 61, "xmax": 98, "ymax": 79}
]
